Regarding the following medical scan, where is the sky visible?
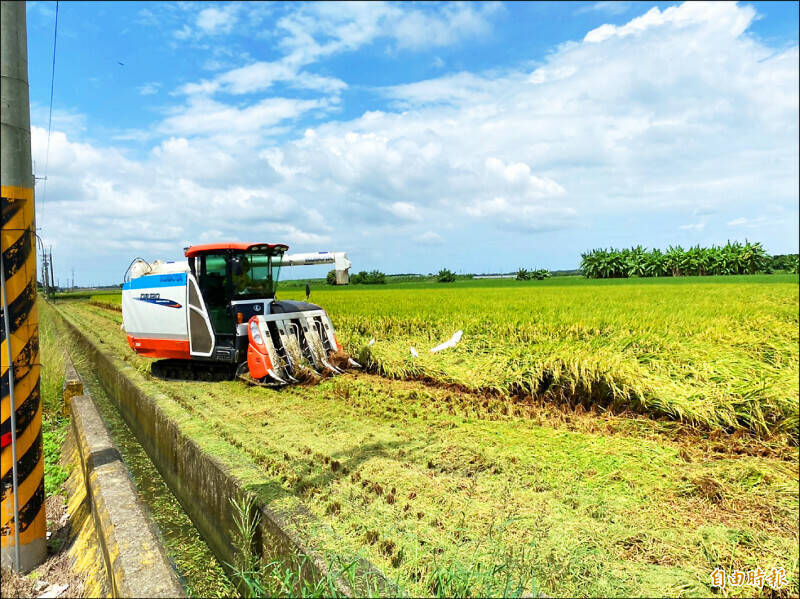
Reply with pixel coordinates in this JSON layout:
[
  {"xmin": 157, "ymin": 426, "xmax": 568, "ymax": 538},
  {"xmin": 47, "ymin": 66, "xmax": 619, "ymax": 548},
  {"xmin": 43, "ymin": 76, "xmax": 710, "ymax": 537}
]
[{"xmin": 22, "ymin": 0, "xmax": 800, "ymax": 286}]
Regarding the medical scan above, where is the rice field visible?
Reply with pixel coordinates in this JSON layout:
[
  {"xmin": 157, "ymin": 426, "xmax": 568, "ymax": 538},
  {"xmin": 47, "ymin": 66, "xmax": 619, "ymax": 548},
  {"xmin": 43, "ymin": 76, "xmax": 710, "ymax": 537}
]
[
  {"xmin": 49, "ymin": 274, "xmax": 799, "ymax": 597},
  {"xmin": 87, "ymin": 275, "xmax": 799, "ymax": 438},
  {"xmin": 276, "ymin": 275, "xmax": 798, "ymax": 441}
]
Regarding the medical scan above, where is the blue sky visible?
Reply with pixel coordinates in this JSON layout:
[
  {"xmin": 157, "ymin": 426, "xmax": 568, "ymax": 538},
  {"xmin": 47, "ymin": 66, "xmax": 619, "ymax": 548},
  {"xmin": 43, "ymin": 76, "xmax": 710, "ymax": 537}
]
[{"xmin": 24, "ymin": 1, "xmax": 799, "ymax": 285}]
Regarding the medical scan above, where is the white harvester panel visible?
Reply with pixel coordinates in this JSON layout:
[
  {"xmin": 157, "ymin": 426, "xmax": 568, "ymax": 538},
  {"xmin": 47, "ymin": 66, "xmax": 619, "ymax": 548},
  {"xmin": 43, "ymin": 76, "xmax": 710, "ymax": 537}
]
[
  {"xmin": 122, "ymin": 271, "xmax": 216, "ymax": 359},
  {"xmin": 122, "ymin": 273, "xmax": 189, "ymax": 340}
]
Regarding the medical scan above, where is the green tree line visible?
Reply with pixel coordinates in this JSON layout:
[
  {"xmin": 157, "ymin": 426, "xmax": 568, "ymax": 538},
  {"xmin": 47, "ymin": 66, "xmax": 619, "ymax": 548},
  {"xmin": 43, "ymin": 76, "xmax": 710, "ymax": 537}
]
[
  {"xmin": 581, "ymin": 241, "xmax": 798, "ymax": 279},
  {"xmin": 328, "ymin": 269, "xmax": 386, "ymax": 284},
  {"xmin": 516, "ymin": 268, "xmax": 551, "ymax": 280}
]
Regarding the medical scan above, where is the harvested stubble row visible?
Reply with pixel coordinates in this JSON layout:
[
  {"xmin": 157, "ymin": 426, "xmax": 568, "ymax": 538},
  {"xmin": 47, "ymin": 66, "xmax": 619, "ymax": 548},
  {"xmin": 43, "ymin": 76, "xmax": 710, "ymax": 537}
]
[{"xmin": 51, "ymin": 295, "xmax": 798, "ymax": 598}]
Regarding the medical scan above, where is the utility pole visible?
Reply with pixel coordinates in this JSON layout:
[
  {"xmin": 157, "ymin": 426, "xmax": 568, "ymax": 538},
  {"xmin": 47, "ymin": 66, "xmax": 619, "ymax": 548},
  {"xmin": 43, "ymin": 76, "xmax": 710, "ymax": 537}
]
[
  {"xmin": 71, "ymin": 266, "xmax": 74, "ymax": 291},
  {"xmin": 1, "ymin": 0, "xmax": 47, "ymax": 571},
  {"xmin": 48, "ymin": 247, "xmax": 54, "ymax": 296},
  {"xmin": 40, "ymin": 250, "xmax": 49, "ymax": 296}
]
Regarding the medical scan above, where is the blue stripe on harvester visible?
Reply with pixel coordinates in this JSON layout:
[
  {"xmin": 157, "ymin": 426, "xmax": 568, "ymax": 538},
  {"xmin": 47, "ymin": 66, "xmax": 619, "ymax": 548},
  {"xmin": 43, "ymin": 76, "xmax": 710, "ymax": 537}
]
[{"xmin": 122, "ymin": 273, "xmax": 187, "ymax": 290}]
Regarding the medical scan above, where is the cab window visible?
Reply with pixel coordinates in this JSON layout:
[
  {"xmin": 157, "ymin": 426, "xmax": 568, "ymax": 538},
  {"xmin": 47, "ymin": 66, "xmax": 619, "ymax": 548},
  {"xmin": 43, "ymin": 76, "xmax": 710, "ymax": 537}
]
[{"xmin": 197, "ymin": 253, "xmax": 231, "ymax": 333}]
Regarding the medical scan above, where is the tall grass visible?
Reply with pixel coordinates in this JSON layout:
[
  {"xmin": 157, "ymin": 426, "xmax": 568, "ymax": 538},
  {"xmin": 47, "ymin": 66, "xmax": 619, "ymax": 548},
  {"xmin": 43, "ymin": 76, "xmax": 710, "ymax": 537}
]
[
  {"xmin": 37, "ymin": 301, "xmax": 82, "ymax": 495},
  {"xmin": 228, "ymin": 495, "xmax": 390, "ymax": 598}
]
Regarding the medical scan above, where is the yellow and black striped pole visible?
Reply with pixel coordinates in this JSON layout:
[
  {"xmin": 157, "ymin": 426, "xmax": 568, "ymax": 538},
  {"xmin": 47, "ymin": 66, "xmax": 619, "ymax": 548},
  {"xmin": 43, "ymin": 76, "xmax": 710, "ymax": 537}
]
[{"xmin": 1, "ymin": 0, "xmax": 47, "ymax": 571}]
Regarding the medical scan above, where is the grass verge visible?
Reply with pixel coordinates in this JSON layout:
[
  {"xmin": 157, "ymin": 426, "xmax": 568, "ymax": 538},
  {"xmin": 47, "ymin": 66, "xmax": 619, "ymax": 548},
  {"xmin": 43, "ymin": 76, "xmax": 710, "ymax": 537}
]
[{"xmin": 38, "ymin": 301, "xmax": 75, "ymax": 497}]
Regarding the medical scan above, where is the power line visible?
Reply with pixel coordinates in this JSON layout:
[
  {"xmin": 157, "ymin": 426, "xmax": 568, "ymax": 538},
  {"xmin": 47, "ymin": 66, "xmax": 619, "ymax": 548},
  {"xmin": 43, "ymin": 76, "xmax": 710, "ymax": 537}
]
[{"xmin": 41, "ymin": 0, "xmax": 59, "ymax": 221}]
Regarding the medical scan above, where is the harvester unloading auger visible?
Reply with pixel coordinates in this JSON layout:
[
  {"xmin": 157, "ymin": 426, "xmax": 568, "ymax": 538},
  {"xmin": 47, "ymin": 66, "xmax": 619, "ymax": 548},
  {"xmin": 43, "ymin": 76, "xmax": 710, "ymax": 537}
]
[{"xmin": 121, "ymin": 243, "xmax": 360, "ymax": 385}]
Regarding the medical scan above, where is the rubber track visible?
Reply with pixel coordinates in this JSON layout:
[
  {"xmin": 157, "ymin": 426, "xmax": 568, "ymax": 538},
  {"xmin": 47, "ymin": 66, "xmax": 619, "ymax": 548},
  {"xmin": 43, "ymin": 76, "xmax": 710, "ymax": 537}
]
[{"xmin": 151, "ymin": 359, "xmax": 235, "ymax": 383}]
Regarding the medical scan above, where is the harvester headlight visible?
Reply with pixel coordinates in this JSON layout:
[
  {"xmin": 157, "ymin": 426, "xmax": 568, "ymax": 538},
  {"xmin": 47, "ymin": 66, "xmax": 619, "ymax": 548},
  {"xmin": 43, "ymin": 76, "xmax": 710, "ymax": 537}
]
[{"xmin": 249, "ymin": 320, "xmax": 264, "ymax": 346}]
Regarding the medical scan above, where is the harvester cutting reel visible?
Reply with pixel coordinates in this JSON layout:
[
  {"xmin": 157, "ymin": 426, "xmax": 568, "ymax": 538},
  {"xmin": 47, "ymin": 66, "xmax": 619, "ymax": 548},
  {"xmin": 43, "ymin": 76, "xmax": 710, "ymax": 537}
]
[{"xmin": 239, "ymin": 309, "xmax": 361, "ymax": 387}]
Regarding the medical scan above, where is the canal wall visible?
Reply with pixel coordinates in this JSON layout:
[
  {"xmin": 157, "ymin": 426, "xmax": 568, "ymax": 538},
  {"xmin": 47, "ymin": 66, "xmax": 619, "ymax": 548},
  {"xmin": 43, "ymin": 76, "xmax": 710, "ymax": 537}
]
[{"xmin": 66, "ymin": 361, "xmax": 184, "ymax": 598}]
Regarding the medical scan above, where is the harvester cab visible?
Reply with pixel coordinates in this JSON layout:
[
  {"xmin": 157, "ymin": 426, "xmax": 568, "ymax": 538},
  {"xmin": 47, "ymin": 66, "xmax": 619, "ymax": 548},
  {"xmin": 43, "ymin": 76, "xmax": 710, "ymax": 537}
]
[{"xmin": 121, "ymin": 242, "xmax": 356, "ymax": 385}]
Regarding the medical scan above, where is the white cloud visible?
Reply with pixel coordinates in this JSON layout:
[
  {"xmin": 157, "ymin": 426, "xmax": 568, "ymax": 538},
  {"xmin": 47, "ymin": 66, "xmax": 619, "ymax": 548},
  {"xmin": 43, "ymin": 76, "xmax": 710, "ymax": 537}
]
[
  {"xmin": 159, "ymin": 96, "xmax": 326, "ymax": 138},
  {"xmin": 135, "ymin": 8, "xmax": 159, "ymax": 27},
  {"xmin": 181, "ymin": 60, "xmax": 347, "ymax": 97},
  {"xmin": 389, "ymin": 2, "xmax": 502, "ymax": 50},
  {"xmin": 137, "ymin": 82, "xmax": 161, "ymax": 96},
  {"xmin": 415, "ymin": 231, "xmax": 443, "ymax": 245},
  {"xmin": 172, "ymin": 3, "xmax": 245, "ymax": 41},
  {"xmin": 27, "ymin": 1, "xmax": 56, "ymax": 21},
  {"xmin": 150, "ymin": 136, "xmax": 241, "ymax": 182},
  {"xmin": 174, "ymin": 24, "xmax": 192, "ymax": 41},
  {"xmin": 382, "ymin": 71, "xmax": 511, "ymax": 107},
  {"xmin": 196, "ymin": 6, "xmax": 239, "ymax": 35},
  {"xmin": 584, "ymin": 2, "xmax": 755, "ymax": 43},
  {"xmin": 724, "ymin": 215, "xmax": 783, "ymax": 230},
  {"xmin": 176, "ymin": 2, "xmax": 500, "ymax": 98},
  {"xmin": 484, "ymin": 157, "xmax": 565, "ymax": 196},
  {"xmin": 273, "ymin": 2, "xmax": 500, "ymax": 58},
  {"xmin": 679, "ymin": 222, "xmax": 706, "ymax": 231},
  {"xmin": 384, "ymin": 201, "xmax": 422, "ymax": 221},
  {"xmin": 158, "ymin": 0, "xmax": 796, "ymax": 245},
  {"xmin": 29, "ymin": 104, "xmax": 87, "ymax": 137},
  {"xmin": 30, "ymin": 125, "xmax": 329, "ymax": 259},
  {"xmin": 220, "ymin": 62, "xmax": 291, "ymax": 95},
  {"xmin": 575, "ymin": 2, "xmax": 632, "ymax": 16}
]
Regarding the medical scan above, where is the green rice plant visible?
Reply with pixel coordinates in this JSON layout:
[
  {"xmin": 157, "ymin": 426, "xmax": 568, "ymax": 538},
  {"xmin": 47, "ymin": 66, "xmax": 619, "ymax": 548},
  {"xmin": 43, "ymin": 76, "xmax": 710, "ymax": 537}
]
[{"xmin": 88, "ymin": 293, "xmax": 122, "ymax": 310}]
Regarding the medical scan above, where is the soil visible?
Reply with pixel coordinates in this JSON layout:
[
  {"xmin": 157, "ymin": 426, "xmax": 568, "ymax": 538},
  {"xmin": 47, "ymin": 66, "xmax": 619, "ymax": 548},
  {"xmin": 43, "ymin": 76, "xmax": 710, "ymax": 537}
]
[{"xmin": 0, "ymin": 496, "xmax": 86, "ymax": 599}]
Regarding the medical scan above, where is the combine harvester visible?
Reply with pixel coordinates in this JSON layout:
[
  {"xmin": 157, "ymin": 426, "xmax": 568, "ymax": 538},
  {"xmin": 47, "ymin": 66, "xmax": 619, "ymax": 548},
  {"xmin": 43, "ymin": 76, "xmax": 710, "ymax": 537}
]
[{"xmin": 121, "ymin": 242, "xmax": 358, "ymax": 385}]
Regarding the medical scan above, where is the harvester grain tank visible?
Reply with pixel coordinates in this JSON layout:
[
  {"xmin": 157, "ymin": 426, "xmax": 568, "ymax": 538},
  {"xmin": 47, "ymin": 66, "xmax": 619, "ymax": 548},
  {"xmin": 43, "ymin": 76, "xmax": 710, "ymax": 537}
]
[{"xmin": 121, "ymin": 242, "xmax": 357, "ymax": 385}]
